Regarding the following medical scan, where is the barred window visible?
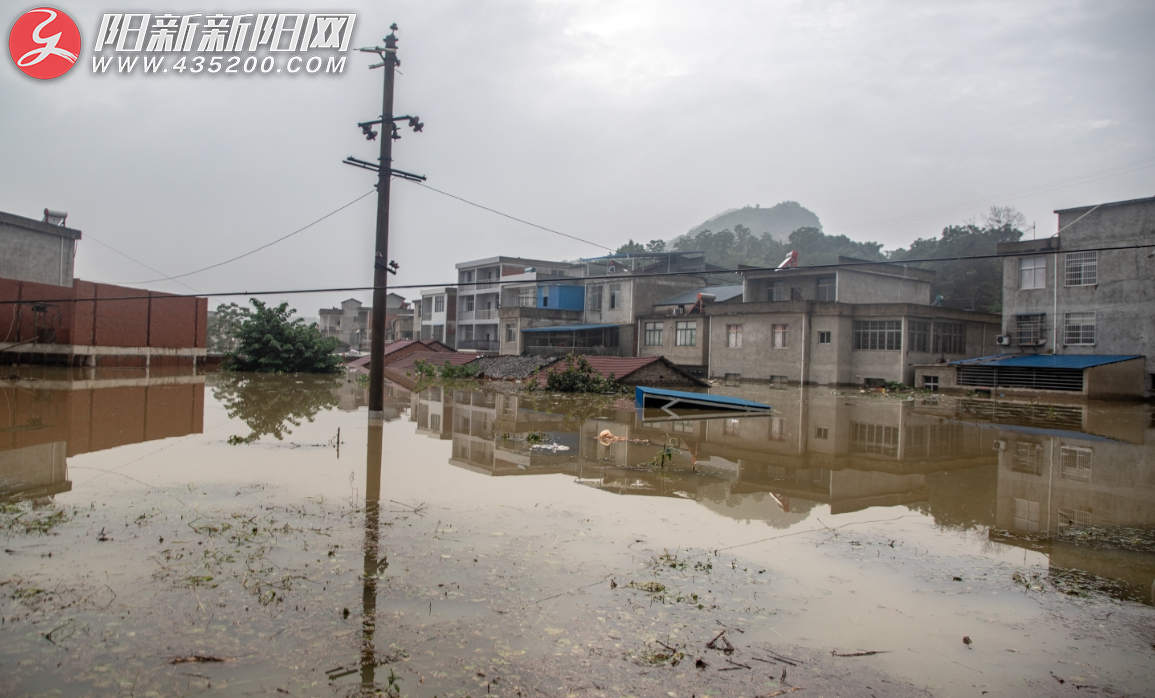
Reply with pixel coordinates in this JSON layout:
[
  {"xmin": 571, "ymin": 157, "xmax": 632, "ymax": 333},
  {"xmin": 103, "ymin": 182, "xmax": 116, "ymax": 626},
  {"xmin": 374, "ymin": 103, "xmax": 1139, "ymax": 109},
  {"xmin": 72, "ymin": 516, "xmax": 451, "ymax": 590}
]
[
  {"xmin": 1011, "ymin": 442, "xmax": 1042, "ymax": 475},
  {"xmin": 586, "ymin": 284, "xmax": 603, "ymax": 310},
  {"xmin": 1015, "ymin": 314, "xmax": 1045, "ymax": 345},
  {"xmin": 644, "ymin": 321, "xmax": 663, "ymax": 346},
  {"xmin": 1060, "ymin": 445, "xmax": 1092, "ymax": 482},
  {"xmin": 933, "ymin": 322, "xmax": 966, "ymax": 354},
  {"xmin": 517, "ymin": 288, "xmax": 535, "ymax": 307},
  {"xmin": 675, "ymin": 320, "xmax": 696, "ymax": 346},
  {"xmin": 772, "ymin": 324, "xmax": 789, "ymax": 348},
  {"xmin": 434, "ymin": 295, "xmax": 445, "ymax": 313},
  {"xmin": 1058, "ymin": 507, "xmax": 1091, "ymax": 529},
  {"xmin": 726, "ymin": 324, "xmax": 742, "ymax": 348},
  {"xmin": 1064, "ymin": 312, "xmax": 1095, "ymax": 345},
  {"xmin": 908, "ymin": 320, "xmax": 929, "ymax": 353},
  {"xmin": 1020, "ymin": 256, "xmax": 1047, "ymax": 289},
  {"xmin": 853, "ymin": 320, "xmax": 902, "ymax": 350},
  {"xmin": 723, "ymin": 418, "xmax": 740, "ymax": 436},
  {"xmin": 816, "ymin": 276, "xmax": 836, "ymax": 301},
  {"xmin": 1065, "ymin": 251, "xmax": 1097, "ymax": 286}
]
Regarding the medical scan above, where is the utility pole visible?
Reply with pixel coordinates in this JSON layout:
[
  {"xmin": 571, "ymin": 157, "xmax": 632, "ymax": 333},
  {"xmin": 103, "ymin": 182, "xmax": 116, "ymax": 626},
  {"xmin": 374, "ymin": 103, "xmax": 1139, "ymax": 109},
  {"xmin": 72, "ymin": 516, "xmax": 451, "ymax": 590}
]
[{"xmin": 345, "ymin": 24, "xmax": 424, "ymax": 422}]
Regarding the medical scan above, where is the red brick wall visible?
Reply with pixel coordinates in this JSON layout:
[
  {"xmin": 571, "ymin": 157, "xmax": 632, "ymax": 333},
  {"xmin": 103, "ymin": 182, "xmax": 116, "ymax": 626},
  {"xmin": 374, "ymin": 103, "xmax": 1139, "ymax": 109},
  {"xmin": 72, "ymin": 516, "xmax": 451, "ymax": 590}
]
[
  {"xmin": 149, "ymin": 292, "xmax": 198, "ymax": 348},
  {"xmin": 94, "ymin": 283, "xmax": 149, "ymax": 347},
  {"xmin": 71, "ymin": 280, "xmax": 97, "ymax": 346},
  {"xmin": 14, "ymin": 280, "xmax": 75, "ymax": 344},
  {"xmin": 0, "ymin": 278, "xmax": 20, "ymax": 343}
]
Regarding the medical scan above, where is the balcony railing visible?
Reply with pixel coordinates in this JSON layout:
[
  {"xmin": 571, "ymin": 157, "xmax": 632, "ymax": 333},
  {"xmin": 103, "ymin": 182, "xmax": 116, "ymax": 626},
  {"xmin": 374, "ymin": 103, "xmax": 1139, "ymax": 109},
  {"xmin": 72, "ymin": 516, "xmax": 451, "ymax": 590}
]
[
  {"xmin": 457, "ymin": 339, "xmax": 500, "ymax": 352},
  {"xmin": 524, "ymin": 345, "xmax": 622, "ymax": 358}
]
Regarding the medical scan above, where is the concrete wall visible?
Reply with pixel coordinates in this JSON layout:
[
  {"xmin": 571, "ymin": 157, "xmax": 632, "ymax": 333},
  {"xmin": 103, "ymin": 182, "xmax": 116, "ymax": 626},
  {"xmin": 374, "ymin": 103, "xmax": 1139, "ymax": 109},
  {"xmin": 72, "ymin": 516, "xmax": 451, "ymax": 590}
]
[
  {"xmin": 1085, "ymin": 358, "xmax": 1145, "ymax": 400},
  {"xmin": 742, "ymin": 267, "xmax": 932, "ymax": 305},
  {"xmin": 584, "ymin": 276, "xmax": 703, "ymax": 327},
  {"xmin": 637, "ymin": 315, "xmax": 708, "ymax": 367},
  {"xmin": 0, "ymin": 211, "xmax": 80, "ymax": 288}
]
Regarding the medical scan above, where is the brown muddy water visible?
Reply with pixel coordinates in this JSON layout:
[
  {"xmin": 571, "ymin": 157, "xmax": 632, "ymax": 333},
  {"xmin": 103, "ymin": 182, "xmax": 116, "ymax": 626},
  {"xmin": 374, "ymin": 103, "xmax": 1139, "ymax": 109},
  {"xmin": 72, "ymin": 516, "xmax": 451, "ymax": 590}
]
[{"xmin": 1, "ymin": 368, "xmax": 1153, "ymax": 698}]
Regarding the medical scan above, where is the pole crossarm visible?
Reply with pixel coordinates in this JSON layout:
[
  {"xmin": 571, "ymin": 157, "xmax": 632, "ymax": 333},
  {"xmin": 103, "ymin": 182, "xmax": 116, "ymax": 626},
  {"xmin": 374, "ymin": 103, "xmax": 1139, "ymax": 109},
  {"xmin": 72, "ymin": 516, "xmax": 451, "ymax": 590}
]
[{"xmin": 342, "ymin": 157, "xmax": 426, "ymax": 182}]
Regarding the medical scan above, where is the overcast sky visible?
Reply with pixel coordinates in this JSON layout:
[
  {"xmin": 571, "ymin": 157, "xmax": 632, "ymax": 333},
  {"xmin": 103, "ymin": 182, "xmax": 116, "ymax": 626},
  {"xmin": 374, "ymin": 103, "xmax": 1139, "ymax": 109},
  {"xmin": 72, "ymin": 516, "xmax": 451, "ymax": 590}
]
[{"xmin": 3, "ymin": 0, "xmax": 1153, "ymax": 314}]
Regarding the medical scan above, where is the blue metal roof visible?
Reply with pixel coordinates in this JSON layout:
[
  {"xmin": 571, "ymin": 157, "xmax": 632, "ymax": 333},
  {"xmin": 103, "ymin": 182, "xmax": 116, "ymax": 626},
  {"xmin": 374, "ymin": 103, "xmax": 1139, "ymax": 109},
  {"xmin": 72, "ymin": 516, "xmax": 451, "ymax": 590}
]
[
  {"xmin": 950, "ymin": 354, "xmax": 1143, "ymax": 369},
  {"xmin": 654, "ymin": 285, "xmax": 745, "ymax": 307},
  {"xmin": 520, "ymin": 323, "xmax": 621, "ymax": 333},
  {"xmin": 635, "ymin": 386, "xmax": 772, "ymax": 410}
]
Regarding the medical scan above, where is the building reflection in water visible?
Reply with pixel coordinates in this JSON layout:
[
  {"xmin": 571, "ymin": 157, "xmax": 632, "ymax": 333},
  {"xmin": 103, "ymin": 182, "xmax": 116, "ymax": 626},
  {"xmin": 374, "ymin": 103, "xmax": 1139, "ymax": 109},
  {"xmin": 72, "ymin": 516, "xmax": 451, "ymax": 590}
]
[
  {"xmin": 406, "ymin": 383, "xmax": 1155, "ymax": 605},
  {"xmin": 0, "ymin": 370, "xmax": 205, "ymax": 503}
]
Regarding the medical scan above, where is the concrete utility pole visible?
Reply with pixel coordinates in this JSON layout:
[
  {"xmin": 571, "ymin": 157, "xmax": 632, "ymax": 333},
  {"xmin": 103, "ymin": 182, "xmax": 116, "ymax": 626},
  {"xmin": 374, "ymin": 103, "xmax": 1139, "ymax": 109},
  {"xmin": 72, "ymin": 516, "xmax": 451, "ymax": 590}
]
[{"xmin": 345, "ymin": 24, "xmax": 424, "ymax": 422}]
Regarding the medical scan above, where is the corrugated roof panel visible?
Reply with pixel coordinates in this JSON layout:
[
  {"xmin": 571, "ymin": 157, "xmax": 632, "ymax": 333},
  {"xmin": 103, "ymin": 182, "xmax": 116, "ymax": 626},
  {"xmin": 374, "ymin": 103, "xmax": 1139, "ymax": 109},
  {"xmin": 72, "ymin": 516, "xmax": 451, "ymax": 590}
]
[{"xmin": 950, "ymin": 354, "xmax": 1142, "ymax": 369}]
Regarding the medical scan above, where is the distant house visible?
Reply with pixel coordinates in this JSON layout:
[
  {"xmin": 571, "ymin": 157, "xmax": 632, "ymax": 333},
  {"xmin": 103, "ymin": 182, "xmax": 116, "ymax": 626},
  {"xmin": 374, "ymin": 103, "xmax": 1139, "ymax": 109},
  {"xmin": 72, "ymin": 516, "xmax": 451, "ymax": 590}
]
[
  {"xmin": 318, "ymin": 293, "xmax": 411, "ymax": 350},
  {"xmin": 0, "ymin": 209, "xmax": 79, "ymax": 287},
  {"xmin": 418, "ymin": 287, "xmax": 457, "ymax": 347}
]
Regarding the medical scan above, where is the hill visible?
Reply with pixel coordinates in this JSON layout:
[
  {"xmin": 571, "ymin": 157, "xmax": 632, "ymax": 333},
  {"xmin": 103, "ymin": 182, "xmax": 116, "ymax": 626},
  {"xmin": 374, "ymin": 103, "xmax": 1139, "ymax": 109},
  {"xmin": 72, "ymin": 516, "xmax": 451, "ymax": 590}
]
[{"xmin": 686, "ymin": 201, "xmax": 822, "ymax": 242}]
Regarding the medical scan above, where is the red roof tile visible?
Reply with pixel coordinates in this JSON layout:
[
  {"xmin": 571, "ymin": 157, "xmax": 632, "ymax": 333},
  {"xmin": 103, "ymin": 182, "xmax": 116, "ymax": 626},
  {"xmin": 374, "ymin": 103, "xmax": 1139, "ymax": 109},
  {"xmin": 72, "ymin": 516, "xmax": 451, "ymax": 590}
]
[
  {"xmin": 348, "ymin": 340, "xmax": 441, "ymax": 369},
  {"xmin": 385, "ymin": 351, "xmax": 479, "ymax": 374}
]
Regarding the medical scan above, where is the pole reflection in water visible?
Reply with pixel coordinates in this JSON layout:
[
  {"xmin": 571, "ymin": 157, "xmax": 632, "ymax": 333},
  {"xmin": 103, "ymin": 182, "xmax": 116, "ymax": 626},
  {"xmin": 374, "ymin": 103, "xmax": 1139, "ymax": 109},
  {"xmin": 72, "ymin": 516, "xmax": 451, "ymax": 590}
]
[{"xmin": 360, "ymin": 423, "xmax": 386, "ymax": 693}]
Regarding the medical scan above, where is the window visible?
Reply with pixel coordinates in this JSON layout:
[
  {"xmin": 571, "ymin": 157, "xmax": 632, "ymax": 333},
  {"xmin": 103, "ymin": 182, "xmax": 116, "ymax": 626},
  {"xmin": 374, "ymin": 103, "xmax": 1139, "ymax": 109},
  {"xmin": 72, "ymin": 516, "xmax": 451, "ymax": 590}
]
[
  {"xmin": 770, "ymin": 417, "xmax": 785, "ymax": 440},
  {"xmin": 675, "ymin": 320, "xmax": 696, "ymax": 346},
  {"xmin": 1060, "ymin": 445, "xmax": 1092, "ymax": 482},
  {"xmin": 671, "ymin": 420, "xmax": 695, "ymax": 433},
  {"xmin": 932, "ymin": 322, "xmax": 966, "ymax": 355},
  {"xmin": 505, "ymin": 323, "xmax": 515, "ymax": 343},
  {"xmin": 818, "ymin": 331, "xmax": 832, "ymax": 344},
  {"xmin": 587, "ymin": 284, "xmax": 603, "ymax": 310},
  {"xmin": 815, "ymin": 426, "xmax": 829, "ymax": 439},
  {"xmin": 605, "ymin": 327, "xmax": 620, "ymax": 347},
  {"xmin": 462, "ymin": 325, "xmax": 474, "ymax": 340},
  {"xmin": 421, "ymin": 301, "xmax": 431, "ymax": 320},
  {"xmin": 1065, "ymin": 251, "xmax": 1097, "ymax": 286},
  {"xmin": 1064, "ymin": 312, "xmax": 1095, "ymax": 345},
  {"xmin": 1011, "ymin": 442, "xmax": 1042, "ymax": 475},
  {"xmin": 726, "ymin": 324, "xmax": 742, "ymax": 348},
  {"xmin": 1058, "ymin": 507, "xmax": 1091, "ymax": 529},
  {"xmin": 1020, "ymin": 256, "xmax": 1047, "ymax": 289},
  {"xmin": 1014, "ymin": 314, "xmax": 1045, "ymax": 345},
  {"xmin": 853, "ymin": 320, "xmax": 902, "ymax": 350},
  {"xmin": 723, "ymin": 418, "xmax": 740, "ymax": 436},
  {"xmin": 770, "ymin": 375, "xmax": 789, "ymax": 386},
  {"xmin": 465, "ymin": 295, "xmax": 475, "ymax": 312},
  {"xmin": 464, "ymin": 271, "xmax": 474, "ymax": 283},
  {"xmin": 517, "ymin": 287, "xmax": 535, "ymax": 307},
  {"xmin": 430, "ymin": 414, "xmax": 441, "ymax": 432},
  {"xmin": 644, "ymin": 321, "xmax": 663, "ymax": 346},
  {"xmin": 772, "ymin": 324, "xmax": 789, "ymax": 348},
  {"xmin": 768, "ymin": 280, "xmax": 788, "ymax": 302},
  {"xmin": 1013, "ymin": 498, "xmax": 1041, "ymax": 532},
  {"xmin": 432, "ymin": 324, "xmax": 444, "ymax": 342},
  {"xmin": 923, "ymin": 375, "xmax": 939, "ymax": 392},
  {"xmin": 609, "ymin": 283, "xmax": 621, "ymax": 310},
  {"xmin": 434, "ymin": 295, "xmax": 445, "ymax": 313},
  {"xmin": 816, "ymin": 276, "xmax": 836, "ymax": 301},
  {"xmin": 908, "ymin": 320, "xmax": 929, "ymax": 353},
  {"xmin": 850, "ymin": 422, "xmax": 898, "ymax": 457},
  {"xmin": 541, "ymin": 287, "xmax": 549, "ymax": 307}
]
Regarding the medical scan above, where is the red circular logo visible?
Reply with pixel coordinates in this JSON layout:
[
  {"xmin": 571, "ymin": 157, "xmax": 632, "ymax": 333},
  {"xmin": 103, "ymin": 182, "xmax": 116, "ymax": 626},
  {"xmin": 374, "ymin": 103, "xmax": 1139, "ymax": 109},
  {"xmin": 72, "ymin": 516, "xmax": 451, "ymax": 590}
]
[{"xmin": 9, "ymin": 7, "xmax": 81, "ymax": 79}]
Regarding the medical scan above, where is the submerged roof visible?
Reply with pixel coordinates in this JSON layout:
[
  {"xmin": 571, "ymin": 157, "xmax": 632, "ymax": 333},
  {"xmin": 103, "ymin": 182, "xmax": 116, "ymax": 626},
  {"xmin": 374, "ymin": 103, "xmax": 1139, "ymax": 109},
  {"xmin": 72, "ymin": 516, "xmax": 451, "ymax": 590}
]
[
  {"xmin": 950, "ymin": 354, "xmax": 1143, "ymax": 369},
  {"xmin": 521, "ymin": 323, "xmax": 622, "ymax": 333},
  {"xmin": 635, "ymin": 386, "xmax": 771, "ymax": 411},
  {"xmin": 653, "ymin": 285, "xmax": 744, "ymax": 307}
]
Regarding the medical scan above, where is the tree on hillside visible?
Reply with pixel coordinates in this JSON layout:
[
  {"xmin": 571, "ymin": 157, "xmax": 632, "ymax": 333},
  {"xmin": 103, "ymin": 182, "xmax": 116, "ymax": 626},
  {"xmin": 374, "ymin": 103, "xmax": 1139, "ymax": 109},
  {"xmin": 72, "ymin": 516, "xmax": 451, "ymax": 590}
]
[
  {"xmin": 889, "ymin": 206, "xmax": 1025, "ymax": 312},
  {"xmin": 615, "ymin": 239, "xmax": 646, "ymax": 254},
  {"xmin": 226, "ymin": 299, "xmax": 344, "ymax": 374},
  {"xmin": 645, "ymin": 239, "xmax": 666, "ymax": 253},
  {"xmin": 668, "ymin": 225, "xmax": 886, "ymax": 269}
]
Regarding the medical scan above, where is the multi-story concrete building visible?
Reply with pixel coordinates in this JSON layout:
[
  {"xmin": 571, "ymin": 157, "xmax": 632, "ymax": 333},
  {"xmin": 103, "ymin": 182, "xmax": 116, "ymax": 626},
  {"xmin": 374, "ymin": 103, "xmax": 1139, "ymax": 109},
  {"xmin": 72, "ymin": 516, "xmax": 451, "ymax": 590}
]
[
  {"xmin": 984, "ymin": 195, "xmax": 1155, "ymax": 398},
  {"xmin": 418, "ymin": 287, "xmax": 457, "ymax": 346},
  {"xmin": 0, "ymin": 209, "xmax": 80, "ymax": 288},
  {"xmin": 318, "ymin": 293, "xmax": 410, "ymax": 351},
  {"xmin": 639, "ymin": 258, "xmax": 1001, "ymax": 385},
  {"xmin": 455, "ymin": 256, "xmax": 576, "ymax": 352}
]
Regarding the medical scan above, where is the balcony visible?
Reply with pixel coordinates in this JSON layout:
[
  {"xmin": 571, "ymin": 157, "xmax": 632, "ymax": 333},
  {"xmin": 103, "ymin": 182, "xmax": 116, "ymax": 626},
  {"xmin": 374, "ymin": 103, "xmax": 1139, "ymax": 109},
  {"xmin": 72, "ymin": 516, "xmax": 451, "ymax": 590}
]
[
  {"xmin": 457, "ymin": 339, "xmax": 500, "ymax": 352},
  {"xmin": 525, "ymin": 345, "xmax": 622, "ymax": 358}
]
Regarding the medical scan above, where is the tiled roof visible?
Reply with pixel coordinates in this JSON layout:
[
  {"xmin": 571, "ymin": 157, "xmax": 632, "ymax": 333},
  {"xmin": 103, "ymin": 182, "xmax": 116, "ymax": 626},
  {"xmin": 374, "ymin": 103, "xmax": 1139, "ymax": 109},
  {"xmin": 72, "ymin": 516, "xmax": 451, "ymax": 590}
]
[
  {"xmin": 347, "ymin": 340, "xmax": 438, "ymax": 369},
  {"xmin": 533, "ymin": 355, "xmax": 706, "ymax": 386},
  {"xmin": 385, "ymin": 351, "xmax": 479, "ymax": 374}
]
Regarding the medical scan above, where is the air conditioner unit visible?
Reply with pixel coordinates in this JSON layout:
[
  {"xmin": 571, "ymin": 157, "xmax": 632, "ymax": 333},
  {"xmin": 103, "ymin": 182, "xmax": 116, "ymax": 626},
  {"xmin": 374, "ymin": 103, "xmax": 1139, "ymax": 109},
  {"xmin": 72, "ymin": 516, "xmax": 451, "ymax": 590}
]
[
  {"xmin": 996, "ymin": 335, "xmax": 1011, "ymax": 346},
  {"xmin": 993, "ymin": 440, "xmax": 1007, "ymax": 451}
]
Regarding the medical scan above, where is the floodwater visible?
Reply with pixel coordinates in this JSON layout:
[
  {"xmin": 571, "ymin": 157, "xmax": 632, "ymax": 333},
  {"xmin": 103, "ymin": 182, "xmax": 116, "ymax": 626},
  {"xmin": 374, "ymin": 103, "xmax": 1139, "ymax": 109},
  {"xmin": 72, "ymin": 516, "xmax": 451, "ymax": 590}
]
[{"xmin": 2, "ymin": 369, "xmax": 1153, "ymax": 697}]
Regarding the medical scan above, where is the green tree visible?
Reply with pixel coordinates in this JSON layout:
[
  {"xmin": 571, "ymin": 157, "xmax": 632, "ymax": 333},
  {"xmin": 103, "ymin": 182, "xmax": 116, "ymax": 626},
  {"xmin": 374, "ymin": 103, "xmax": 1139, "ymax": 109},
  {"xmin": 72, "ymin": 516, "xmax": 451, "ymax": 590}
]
[
  {"xmin": 615, "ymin": 239, "xmax": 646, "ymax": 254},
  {"xmin": 889, "ymin": 206, "xmax": 1024, "ymax": 312},
  {"xmin": 225, "ymin": 299, "xmax": 344, "ymax": 374},
  {"xmin": 645, "ymin": 239, "xmax": 667, "ymax": 253},
  {"xmin": 206, "ymin": 302, "xmax": 250, "ymax": 354}
]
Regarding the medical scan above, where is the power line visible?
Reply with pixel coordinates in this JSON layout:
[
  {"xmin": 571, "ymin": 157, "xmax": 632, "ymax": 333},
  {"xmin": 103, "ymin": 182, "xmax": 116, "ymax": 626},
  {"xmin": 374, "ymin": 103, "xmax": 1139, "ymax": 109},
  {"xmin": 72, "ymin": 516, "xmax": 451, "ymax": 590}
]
[
  {"xmin": 110, "ymin": 189, "xmax": 377, "ymax": 285},
  {"xmin": 9, "ymin": 240, "xmax": 1153, "ymax": 306},
  {"xmin": 84, "ymin": 234, "xmax": 201, "ymax": 293},
  {"xmin": 406, "ymin": 180, "xmax": 615, "ymax": 253}
]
